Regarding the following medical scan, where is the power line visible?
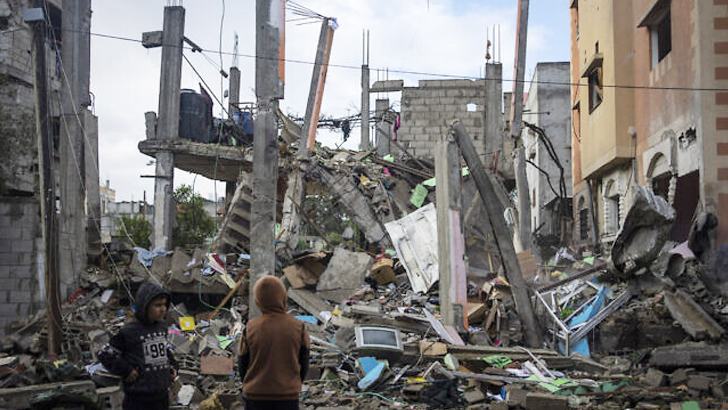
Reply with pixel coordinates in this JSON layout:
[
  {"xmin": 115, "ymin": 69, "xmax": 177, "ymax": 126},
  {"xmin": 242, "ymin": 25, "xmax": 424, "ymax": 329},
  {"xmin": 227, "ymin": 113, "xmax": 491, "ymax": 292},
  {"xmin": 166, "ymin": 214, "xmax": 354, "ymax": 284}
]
[{"xmin": 47, "ymin": 27, "xmax": 728, "ymax": 93}]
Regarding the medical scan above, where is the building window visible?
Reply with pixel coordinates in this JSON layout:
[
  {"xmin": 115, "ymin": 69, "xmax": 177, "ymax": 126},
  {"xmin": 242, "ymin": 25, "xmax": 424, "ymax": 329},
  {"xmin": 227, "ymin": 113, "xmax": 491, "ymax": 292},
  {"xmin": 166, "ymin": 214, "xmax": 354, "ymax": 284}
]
[
  {"xmin": 604, "ymin": 181, "xmax": 621, "ymax": 235},
  {"xmin": 607, "ymin": 194, "xmax": 620, "ymax": 233},
  {"xmin": 577, "ymin": 197, "xmax": 589, "ymax": 241},
  {"xmin": 588, "ymin": 67, "xmax": 603, "ymax": 113},
  {"xmin": 579, "ymin": 208, "xmax": 589, "ymax": 241},
  {"xmin": 650, "ymin": 11, "xmax": 671, "ymax": 67},
  {"xmin": 638, "ymin": 0, "xmax": 672, "ymax": 68}
]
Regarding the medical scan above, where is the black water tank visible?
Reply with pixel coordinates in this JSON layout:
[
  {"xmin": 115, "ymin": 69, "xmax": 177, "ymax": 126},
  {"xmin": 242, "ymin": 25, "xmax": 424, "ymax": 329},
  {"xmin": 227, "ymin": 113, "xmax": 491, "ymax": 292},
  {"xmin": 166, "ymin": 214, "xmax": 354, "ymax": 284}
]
[{"xmin": 179, "ymin": 89, "xmax": 212, "ymax": 142}]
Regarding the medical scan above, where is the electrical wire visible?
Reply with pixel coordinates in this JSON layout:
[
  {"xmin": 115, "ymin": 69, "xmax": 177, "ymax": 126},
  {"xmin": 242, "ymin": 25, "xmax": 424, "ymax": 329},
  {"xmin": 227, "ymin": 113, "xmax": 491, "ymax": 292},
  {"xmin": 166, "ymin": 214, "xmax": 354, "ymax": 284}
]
[
  {"xmin": 39, "ymin": 9, "xmax": 199, "ymax": 325},
  {"xmin": 39, "ymin": 3, "xmax": 136, "ymax": 310},
  {"xmin": 44, "ymin": 27, "xmax": 728, "ymax": 93}
]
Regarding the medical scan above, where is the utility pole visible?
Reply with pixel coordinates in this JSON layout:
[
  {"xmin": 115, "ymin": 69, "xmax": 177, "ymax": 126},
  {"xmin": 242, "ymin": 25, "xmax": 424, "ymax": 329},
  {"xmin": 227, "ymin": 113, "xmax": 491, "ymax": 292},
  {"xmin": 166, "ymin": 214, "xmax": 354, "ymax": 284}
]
[
  {"xmin": 450, "ymin": 120, "xmax": 543, "ymax": 348},
  {"xmin": 510, "ymin": 0, "xmax": 534, "ymax": 253},
  {"xmin": 27, "ymin": 5, "xmax": 63, "ymax": 355},
  {"xmin": 144, "ymin": 6, "xmax": 185, "ymax": 250},
  {"xmin": 435, "ymin": 133, "xmax": 467, "ymax": 329},
  {"xmin": 360, "ymin": 30, "xmax": 370, "ymax": 151},
  {"xmin": 59, "ymin": 0, "xmax": 90, "ymax": 298},
  {"xmin": 250, "ymin": 0, "xmax": 285, "ymax": 319}
]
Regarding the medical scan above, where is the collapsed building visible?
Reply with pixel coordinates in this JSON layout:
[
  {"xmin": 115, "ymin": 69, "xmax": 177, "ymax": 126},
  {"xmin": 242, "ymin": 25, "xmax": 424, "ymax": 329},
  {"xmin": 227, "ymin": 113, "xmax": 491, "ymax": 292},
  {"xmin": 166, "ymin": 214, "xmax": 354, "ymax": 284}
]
[{"xmin": 0, "ymin": 1, "xmax": 727, "ymax": 409}]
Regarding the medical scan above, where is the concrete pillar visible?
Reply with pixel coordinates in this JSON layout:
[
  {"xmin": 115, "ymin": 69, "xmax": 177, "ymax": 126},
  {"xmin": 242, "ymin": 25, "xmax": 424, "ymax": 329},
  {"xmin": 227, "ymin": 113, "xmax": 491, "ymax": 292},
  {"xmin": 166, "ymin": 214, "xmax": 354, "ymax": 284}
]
[
  {"xmin": 277, "ymin": 18, "xmax": 335, "ymax": 263},
  {"xmin": 361, "ymin": 64, "xmax": 370, "ymax": 151},
  {"xmin": 59, "ymin": 0, "xmax": 91, "ymax": 297},
  {"xmin": 510, "ymin": 0, "xmax": 534, "ymax": 253},
  {"xmin": 485, "ymin": 63, "xmax": 503, "ymax": 159},
  {"xmin": 301, "ymin": 18, "xmax": 335, "ymax": 155},
  {"xmin": 228, "ymin": 67, "xmax": 241, "ymax": 118},
  {"xmin": 152, "ymin": 6, "xmax": 185, "ymax": 250},
  {"xmin": 226, "ymin": 67, "xmax": 241, "ymax": 209},
  {"xmin": 435, "ymin": 133, "xmax": 467, "ymax": 328},
  {"xmin": 450, "ymin": 120, "xmax": 543, "ymax": 348},
  {"xmin": 250, "ymin": 0, "xmax": 285, "ymax": 319},
  {"xmin": 375, "ymin": 98, "xmax": 390, "ymax": 156},
  {"xmin": 84, "ymin": 110, "xmax": 101, "ymax": 261}
]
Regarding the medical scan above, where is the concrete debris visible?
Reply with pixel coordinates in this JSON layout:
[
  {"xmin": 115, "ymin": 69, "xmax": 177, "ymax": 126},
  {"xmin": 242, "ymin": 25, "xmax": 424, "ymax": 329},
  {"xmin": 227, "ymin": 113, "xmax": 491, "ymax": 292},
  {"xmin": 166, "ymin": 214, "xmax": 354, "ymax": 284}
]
[
  {"xmin": 3, "ymin": 139, "xmax": 728, "ymax": 410},
  {"xmin": 610, "ymin": 185, "xmax": 676, "ymax": 278},
  {"xmin": 663, "ymin": 290, "xmax": 725, "ymax": 341},
  {"xmin": 316, "ymin": 247, "xmax": 373, "ymax": 302}
]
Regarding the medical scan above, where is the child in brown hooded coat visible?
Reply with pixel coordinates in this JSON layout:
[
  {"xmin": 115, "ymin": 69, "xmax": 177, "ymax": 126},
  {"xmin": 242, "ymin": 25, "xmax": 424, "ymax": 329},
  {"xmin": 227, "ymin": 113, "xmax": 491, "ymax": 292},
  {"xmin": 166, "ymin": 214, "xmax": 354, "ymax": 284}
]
[{"xmin": 239, "ymin": 275, "xmax": 310, "ymax": 410}]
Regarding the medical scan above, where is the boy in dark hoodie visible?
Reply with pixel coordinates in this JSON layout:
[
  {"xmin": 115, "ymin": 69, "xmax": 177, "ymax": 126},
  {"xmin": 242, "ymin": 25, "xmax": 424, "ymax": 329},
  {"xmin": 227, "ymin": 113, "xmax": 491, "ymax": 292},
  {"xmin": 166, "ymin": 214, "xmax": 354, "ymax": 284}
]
[
  {"xmin": 238, "ymin": 275, "xmax": 310, "ymax": 410},
  {"xmin": 99, "ymin": 281, "xmax": 177, "ymax": 410}
]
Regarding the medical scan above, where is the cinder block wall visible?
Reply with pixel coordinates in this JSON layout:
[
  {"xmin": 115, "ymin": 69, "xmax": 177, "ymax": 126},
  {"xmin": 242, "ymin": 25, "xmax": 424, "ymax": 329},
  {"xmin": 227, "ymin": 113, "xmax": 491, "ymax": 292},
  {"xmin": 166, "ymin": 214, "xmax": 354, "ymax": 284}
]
[
  {"xmin": 398, "ymin": 79, "xmax": 487, "ymax": 158},
  {"xmin": 0, "ymin": 197, "xmax": 40, "ymax": 334}
]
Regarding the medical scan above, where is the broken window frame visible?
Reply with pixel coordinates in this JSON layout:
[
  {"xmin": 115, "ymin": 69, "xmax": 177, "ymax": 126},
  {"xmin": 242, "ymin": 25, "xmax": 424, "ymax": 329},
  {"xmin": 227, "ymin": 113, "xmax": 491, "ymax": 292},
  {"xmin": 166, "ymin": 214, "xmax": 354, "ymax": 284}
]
[
  {"xmin": 587, "ymin": 67, "xmax": 603, "ymax": 113},
  {"xmin": 638, "ymin": 0, "xmax": 672, "ymax": 69},
  {"xmin": 650, "ymin": 9, "xmax": 672, "ymax": 68}
]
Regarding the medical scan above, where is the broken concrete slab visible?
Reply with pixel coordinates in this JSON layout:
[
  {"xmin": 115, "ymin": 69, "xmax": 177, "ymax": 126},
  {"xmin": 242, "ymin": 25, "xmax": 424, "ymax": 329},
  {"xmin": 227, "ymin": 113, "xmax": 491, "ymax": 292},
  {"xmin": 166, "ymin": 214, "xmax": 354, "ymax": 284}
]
[
  {"xmin": 316, "ymin": 247, "xmax": 373, "ymax": 302},
  {"xmin": 463, "ymin": 389, "xmax": 486, "ymax": 404},
  {"xmin": 288, "ymin": 288, "xmax": 331, "ymax": 323},
  {"xmin": 0, "ymin": 380, "xmax": 96, "ymax": 410},
  {"xmin": 505, "ymin": 386, "xmax": 528, "ymax": 406},
  {"xmin": 311, "ymin": 163, "xmax": 391, "ymax": 247},
  {"xmin": 663, "ymin": 289, "xmax": 725, "ymax": 341},
  {"xmin": 644, "ymin": 368, "xmax": 667, "ymax": 387},
  {"xmin": 610, "ymin": 185, "xmax": 675, "ymax": 278},
  {"xmin": 284, "ymin": 264, "xmax": 319, "ymax": 289},
  {"xmin": 525, "ymin": 392, "xmax": 568, "ymax": 410},
  {"xmin": 686, "ymin": 375, "xmax": 714, "ymax": 391},
  {"xmin": 651, "ymin": 343, "xmax": 728, "ymax": 370}
]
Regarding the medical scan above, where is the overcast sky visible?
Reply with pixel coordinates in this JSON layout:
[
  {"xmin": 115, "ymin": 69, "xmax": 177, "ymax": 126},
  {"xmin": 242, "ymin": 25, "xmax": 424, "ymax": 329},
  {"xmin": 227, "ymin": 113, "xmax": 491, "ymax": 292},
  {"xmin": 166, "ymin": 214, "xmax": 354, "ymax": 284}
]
[{"xmin": 90, "ymin": 0, "xmax": 570, "ymax": 202}]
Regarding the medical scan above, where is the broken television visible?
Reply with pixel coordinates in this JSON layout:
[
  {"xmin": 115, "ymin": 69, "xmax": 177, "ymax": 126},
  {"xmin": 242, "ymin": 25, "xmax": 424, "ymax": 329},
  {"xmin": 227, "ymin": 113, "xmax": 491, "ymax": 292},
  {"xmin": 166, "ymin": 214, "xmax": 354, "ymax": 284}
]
[{"xmin": 354, "ymin": 326, "xmax": 403, "ymax": 353}]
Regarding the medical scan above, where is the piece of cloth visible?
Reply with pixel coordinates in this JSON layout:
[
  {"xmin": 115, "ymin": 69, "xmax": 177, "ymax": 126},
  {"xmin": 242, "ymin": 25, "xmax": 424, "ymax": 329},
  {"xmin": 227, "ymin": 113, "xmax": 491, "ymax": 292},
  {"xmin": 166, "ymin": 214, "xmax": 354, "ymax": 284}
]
[
  {"xmin": 99, "ymin": 282, "xmax": 177, "ymax": 399},
  {"xmin": 123, "ymin": 393, "xmax": 169, "ymax": 410},
  {"xmin": 244, "ymin": 398, "xmax": 299, "ymax": 410},
  {"xmin": 133, "ymin": 248, "xmax": 172, "ymax": 268},
  {"xmin": 238, "ymin": 276, "xmax": 310, "ymax": 401}
]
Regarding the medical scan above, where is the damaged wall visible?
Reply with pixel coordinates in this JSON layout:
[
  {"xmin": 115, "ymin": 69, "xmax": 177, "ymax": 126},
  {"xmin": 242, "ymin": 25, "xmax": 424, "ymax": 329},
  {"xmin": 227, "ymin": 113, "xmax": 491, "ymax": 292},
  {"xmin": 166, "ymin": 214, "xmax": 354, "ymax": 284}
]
[
  {"xmin": 521, "ymin": 62, "xmax": 572, "ymax": 238},
  {"xmin": 0, "ymin": 197, "xmax": 40, "ymax": 334},
  {"xmin": 398, "ymin": 79, "xmax": 488, "ymax": 159}
]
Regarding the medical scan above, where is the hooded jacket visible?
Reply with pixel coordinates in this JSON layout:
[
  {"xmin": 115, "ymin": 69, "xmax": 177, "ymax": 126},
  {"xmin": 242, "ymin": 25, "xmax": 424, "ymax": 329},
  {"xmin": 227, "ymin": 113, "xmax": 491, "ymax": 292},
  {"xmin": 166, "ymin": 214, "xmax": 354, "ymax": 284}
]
[
  {"xmin": 99, "ymin": 282, "xmax": 176, "ymax": 399},
  {"xmin": 239, "ymin": 275, "xmax": 310, "ymax": 401}
]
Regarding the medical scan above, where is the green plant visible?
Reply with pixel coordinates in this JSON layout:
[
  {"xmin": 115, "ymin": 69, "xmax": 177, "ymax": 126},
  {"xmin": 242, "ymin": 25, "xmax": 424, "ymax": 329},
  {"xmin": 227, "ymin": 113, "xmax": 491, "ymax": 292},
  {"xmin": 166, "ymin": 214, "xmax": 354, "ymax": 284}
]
[
  {"xmin": 117, "ymin": 214, "xmax": 152, "ymax": 249},
  {"xmin": 172, "ymin": 185, "xmax": 217, "ymax": 247}
]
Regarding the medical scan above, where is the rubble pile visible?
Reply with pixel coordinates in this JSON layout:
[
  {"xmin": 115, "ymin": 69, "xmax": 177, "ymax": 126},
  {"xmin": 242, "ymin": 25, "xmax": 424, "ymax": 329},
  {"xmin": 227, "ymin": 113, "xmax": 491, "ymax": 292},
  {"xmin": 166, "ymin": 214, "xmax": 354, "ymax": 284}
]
[{"xmin": 0, "ymin": 150, "xmax": 727, "ymax": 410}]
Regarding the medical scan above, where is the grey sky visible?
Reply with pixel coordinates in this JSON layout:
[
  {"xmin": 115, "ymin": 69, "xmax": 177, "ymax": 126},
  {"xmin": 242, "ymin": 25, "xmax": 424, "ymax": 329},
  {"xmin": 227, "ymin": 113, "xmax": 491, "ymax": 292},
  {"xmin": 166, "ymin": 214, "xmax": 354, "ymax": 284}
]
[{"xmin": 90, "ymin": 0, "xmax": 570, "ymax": 202}]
